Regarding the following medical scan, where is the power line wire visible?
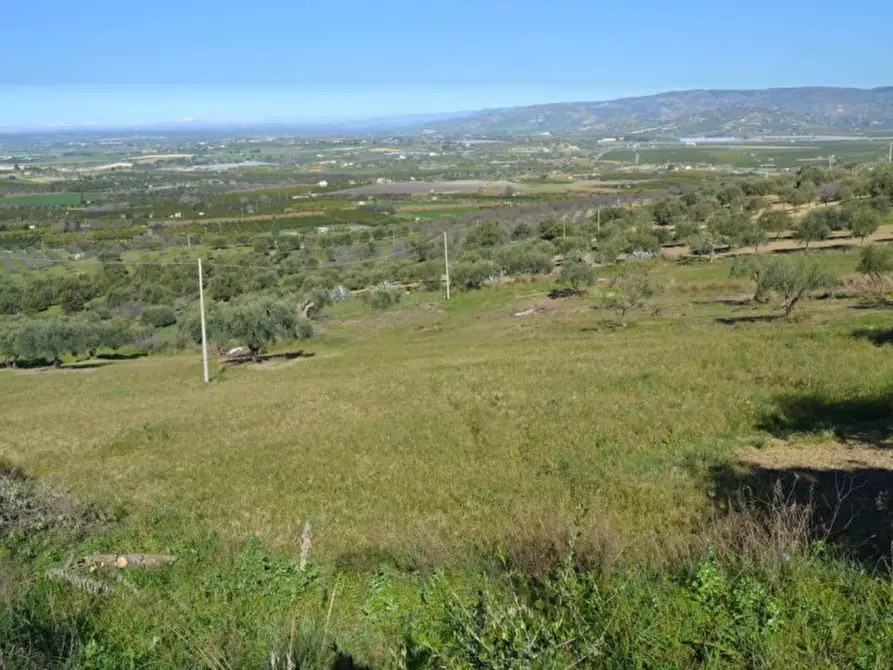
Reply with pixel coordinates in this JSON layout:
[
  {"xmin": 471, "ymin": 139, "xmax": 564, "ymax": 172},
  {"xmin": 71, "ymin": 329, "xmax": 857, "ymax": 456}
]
[{"xmin": 0, "ymin": 235, "xmax": 442, "ymax": 273}]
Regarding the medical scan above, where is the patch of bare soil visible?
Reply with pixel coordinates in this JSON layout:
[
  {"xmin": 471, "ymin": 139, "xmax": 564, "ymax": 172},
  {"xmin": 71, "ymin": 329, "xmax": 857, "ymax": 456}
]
[{"xmin": 737, "ymin": 439, "xmax": 893, "ymax": 473}]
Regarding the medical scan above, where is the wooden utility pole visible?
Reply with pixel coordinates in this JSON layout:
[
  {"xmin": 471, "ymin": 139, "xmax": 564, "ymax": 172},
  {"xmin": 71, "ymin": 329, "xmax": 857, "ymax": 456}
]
[
  {"xmin": 888, "ymin": 143, "xmax": 892, "ymax": 163},
  {"xmin": 443, "ymin": 231, "xmax": 451, "ymax": 300},
  {"xmin": 198, "ymin": 259, "xmax": 210, "ymax": 384},
  {"xmin": 596, "ymin": 207, "xmax": 601, "ymax": 235}
]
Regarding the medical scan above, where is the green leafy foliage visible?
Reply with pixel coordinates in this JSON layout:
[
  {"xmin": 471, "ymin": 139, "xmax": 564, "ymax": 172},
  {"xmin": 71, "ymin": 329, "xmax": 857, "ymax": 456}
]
[
  {"xmin": 466, "ymin": 222, "xmax": 506, "ymax": 248},
  {"xmin": 21, "ymin": 278, "xmax": 61, "ymax": 313},
  {"xmin": 758, "ymin": 209, "xmax": 792, "ymax": 239},
  {"xmin": 209, "ymin": 298, "xmax": 310, "ymax": 360},
  {"xmin": 364, "ymin": 283, "xmax": 403, "ymax": 311},
  {"xmin": 140, "ymin": 305, "xmax": 177, "ymax": 328},
  {"xmin": 793, "ymin": 211, "xmax": 832, "ymax": 250},
  {"xmin": 652, "ymin": 197, "xmax": 686, "ymax": 225},
  {"xmin": 601, "ymin": 265, "xmax": 659, "ymax": 324},
  {"xmin": 559, "ymin": 259, "xmax": 596, "ymax": 291},
  {"xmin": 0, "ymin": 280, "xmax": 22, "ymax": 315},
  {"xmin": 60, "ymin": 276, "xmax": 99, "ymax": 314},
  {"xmin": 857, "ymin": 244, "xmax": 893, "ymax": 289},
  {"xmin": 868, "ymin": 162, "xmax": 893, "ymax": 201},
  {"xmin": 420, "ymin": 557, "xmax": 606, "ymax": 668},
  {"xmin": 845, "ymin": 204, "xmax": 882, "ymax": 241},
  {"xmin": 208, "ymin": 267, "xmax": 246, "ymax": 302},
  {"xmin": 14, "ymin": 319, "xmax": 77, "ymax": 365},
  {"xmin": 756, "ymin": 256, "xmax": 837, "ymax": 315},
  {"xmin": 495, "ymin": 242, "xmax": 553, "ymax": 276},
  {"xmin": 451, "ymin": 260, "xmax": 500, "ymax": 291}
]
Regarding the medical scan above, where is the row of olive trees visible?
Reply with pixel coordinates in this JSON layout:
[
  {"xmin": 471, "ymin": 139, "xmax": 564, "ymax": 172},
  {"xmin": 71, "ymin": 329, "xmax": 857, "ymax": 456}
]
[
  {"xmin": 0, "ymin": 317, "xmax": 133, "ymax": 367},
  {"xmin": 558, "ymin": 250, "xmax": 844, "ymax": 322},
  {"xmin": 676, "ymin": 197, "xmax": 890, "ymax": 259}
]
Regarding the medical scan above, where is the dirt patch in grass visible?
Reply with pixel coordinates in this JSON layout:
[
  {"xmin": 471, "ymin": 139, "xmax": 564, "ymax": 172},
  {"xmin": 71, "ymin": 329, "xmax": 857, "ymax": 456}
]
[{"xmin": 737, "ymin": 440, "xmax": 893, "ymax": 472}]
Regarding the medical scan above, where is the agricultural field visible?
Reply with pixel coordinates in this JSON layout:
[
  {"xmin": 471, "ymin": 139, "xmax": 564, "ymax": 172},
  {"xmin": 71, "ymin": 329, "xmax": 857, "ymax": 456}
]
[{"xmin": 0, "ymin": 192, "xmax": 105, "ymax": 206}]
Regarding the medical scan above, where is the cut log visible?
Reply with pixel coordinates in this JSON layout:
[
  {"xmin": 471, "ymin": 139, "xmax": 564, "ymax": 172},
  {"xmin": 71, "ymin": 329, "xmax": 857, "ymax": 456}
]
[{"xmin": 81, "ymin": 553, "xmax": 177, "ymax": 570}]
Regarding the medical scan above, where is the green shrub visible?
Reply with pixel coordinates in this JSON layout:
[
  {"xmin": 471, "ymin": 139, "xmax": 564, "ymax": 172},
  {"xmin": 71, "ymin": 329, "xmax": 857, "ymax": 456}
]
[
  {"xmin": 451, "ymin": 260, "xmax": 500, "ymax": 290},
  {"xmin": 0, "ymin": 280, "xmax": 22, "ymax": 315},
  {"xmin": 21, "ymin": 278, "xmax": 59, "ymax": 313},
  {"xmin": 140, "ymin": 305, "xmax": 177, "ymax": 328},
  {"xmin": 560, "ymin": 259, "xmax": 596, "ymax": 291},
  {"xmin": 364, "ymin": 283, "xmax": 402, "ymax": 311},
  {"xmin": 496, "ymin": 243, "xmax": 553, "ymax": 276}
]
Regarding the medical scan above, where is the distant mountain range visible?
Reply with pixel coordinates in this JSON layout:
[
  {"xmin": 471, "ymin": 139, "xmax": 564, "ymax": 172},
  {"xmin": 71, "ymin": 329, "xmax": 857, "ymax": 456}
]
[
  {"xmin": 5, "ymin": 87, "xmax": 893, "ymax": 139},
  {"xmin": 423, "ymin": 87, "xmax": 893, "ymax": 137}
]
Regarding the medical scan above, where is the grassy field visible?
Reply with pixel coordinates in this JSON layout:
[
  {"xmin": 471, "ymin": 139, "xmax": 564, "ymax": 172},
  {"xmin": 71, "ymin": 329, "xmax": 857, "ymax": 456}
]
[
  {"xmin": 3, "ymin": 249, "xmax": 893, "ymax": 665},
  {"xmin": 0, "ymin": 192, "xmax": 105, "ymax": 206}
]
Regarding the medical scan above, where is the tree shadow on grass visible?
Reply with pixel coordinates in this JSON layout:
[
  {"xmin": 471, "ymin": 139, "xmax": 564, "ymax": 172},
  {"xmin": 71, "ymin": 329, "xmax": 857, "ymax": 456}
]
[
  {"xmin": 695, "ymin": 297, "xmax": 753, "ymax": 307},
  {"xmin": 710, "ymin": 462, "xmax": 893, "ymax": 567},
  {"xmin": 848, "ymin": 299, "xmax": 893, "ymax": 310},
  {"xmin": 222, "ymin": 350, "xmax": 315, "ymax": 367},
  {"xmin": 5, "ymin": 360, "xmax": 114, "ymax": 371},
  {"xmin": 852, "ymin": 327, "xmax": 893, "ymax": 347},
  {"xmin": 715, "ymin": 314, "xmax": 781, "ymax": 325},
  {"xmin": 96, "ymin": 352, "xmax": 147, "ymax": 361},
  {"xmin": 757, "ymin": 391, "xmax": 893, "ymax": 448},
  {"xmin": 709, "ymin": 390, "xmax": 893, "ymax": 567},
  {"xmin": 59, "ymin": 362, "xmax": 113, "ymax": 371},
  {"xmin": 6, "ymin": 357, "xmax": 55, "ymax": 370}
]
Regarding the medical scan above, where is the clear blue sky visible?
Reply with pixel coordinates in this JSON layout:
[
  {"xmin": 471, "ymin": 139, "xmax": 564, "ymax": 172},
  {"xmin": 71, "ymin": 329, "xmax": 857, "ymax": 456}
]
[{"xmin": 4, "ymin": 0, "xmax": 891, "ymax": 127}]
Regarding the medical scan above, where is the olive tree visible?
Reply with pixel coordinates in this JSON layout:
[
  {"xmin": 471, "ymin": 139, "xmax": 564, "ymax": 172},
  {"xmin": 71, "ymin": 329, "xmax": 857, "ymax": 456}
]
[
  {"xmin": 846, "ymin": 205, "xmax": 882, "ymax": 243},
  {"xmin": 451, "ymin": 260, "xmax": 499, "ymax": 290},
  {"xmin": 0, "ymin": 323, "xmax": 20, "ymax": 367},
  {"xmin": 74, "ymin": 317, "xmax": 132, "ymax": 358},
  {"xmin": 760, "ymin": 257, "xmax": 837, "ymax": 316},
  {"xmin": 496, "ymin": 242, "xmax": 553, "ymax": 276},
  {"xmin": 651, "ymin": 197, "xmax": 685, "ymax": 226},
  {"xmin": 559, "ymin": 258, "xmax": 596, "ymax": 292},
  {"xmin": 740, "ymin": 222, "xmax": 769, "ymax": 253},
  {"xmin": 869, "ymin": 163, "xmax": 893, "ymax": 201},
  {"xmin": 857, "ymin": 244, "xmax": 893, "ymax": 294},
  {"xmin": 0, "ymin": 280, "xmax": 22, "ymax": 315},
  {"xmin": 209, "ymin": 298, "xmax": 311, "ymax": 362},
  {"xmin": 717, "ymin": 184, "xmax": 745, "ymax": 210},
  {"xmin": 792, "ymin": 212, "xmax": 831, "ymax": 251},
  {"xmin": 601, "ymin": 266, "xmax": 660, "ymax": 325},
  {"xmin": 730, "ymin": 257, "xmax": 773, "ymax": 303},
  {"xmin": 758, "ymin": 209, "xmax": 792, "ymax": 240},
  {"xmin": 15, "ymin": 319, "xmax": 77, "ymax": 367}
]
